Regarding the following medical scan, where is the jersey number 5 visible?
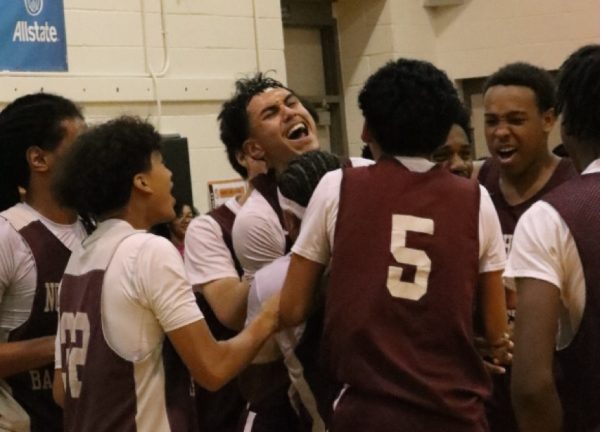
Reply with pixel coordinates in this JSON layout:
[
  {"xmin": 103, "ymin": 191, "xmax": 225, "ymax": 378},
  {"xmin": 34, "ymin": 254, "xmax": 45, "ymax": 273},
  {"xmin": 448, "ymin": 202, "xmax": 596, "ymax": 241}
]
[
  {"xmin": 60, "ymin": 312, "xmax": 90, "ymax": 398},
  {"xmin": 387, "ymin": 214, "xmax": 434, "ymax": 300}
]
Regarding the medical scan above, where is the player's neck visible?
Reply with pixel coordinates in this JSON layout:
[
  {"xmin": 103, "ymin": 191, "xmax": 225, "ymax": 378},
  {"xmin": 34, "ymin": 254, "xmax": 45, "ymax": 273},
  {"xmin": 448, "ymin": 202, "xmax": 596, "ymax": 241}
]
[
  {"xmin": 25, "ymin": 189, "xmax": 77, "ymax": 225},
  {"xmin": 499, "ymin": 153, "xmax": 559, "ymax": 206}
]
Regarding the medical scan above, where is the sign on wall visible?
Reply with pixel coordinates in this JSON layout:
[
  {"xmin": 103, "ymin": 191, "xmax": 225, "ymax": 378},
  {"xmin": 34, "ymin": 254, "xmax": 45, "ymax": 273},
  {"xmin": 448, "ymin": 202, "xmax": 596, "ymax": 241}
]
[
  {"xmin": 208, "ymin": 179, "xmax": 247, "ymax": 210},
  {"xmin": 0, "ymin": 0, "xmax": 68, "ymax": 71}
]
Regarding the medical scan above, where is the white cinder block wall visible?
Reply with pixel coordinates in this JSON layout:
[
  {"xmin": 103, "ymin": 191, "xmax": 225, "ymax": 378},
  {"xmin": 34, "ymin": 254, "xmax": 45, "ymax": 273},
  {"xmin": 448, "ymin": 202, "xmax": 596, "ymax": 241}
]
[
  {"xmin": 2, "ymin": 0, "xmax": 599, "ymax": 210},
  {"xmin": 0, "ymin": 0, "xmax": 286, "ymax": 213},
  {"xmin": 335, "ymin": 0, "xmax": 600, "ymax": 158}
]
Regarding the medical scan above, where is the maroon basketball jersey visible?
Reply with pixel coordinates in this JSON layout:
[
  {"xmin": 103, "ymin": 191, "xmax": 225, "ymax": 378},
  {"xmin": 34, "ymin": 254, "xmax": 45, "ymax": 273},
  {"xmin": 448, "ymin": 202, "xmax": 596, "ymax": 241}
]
[
  {"xmin": 5, "ymin": 220, "xmax": 68, "ymax": 432},
  {"xmin": 478, "ymin": 157, "xmax": 577, "ymax": 252},
  {"xmin": 194, "ymin": 204, "xmax": 245, "ymax": 432},
  {"xmin": 59, "ymin": 232, "xmax": 197, "ymax": 432},
  {"xmin": 324, "ymin": 158, "xmax": 489, "ymax": 431},
  {"xmin": 543, "ymin": 173, "xmax": 600, "ymax": 431},
  {"xmin": 478, "ymin": 157, "xmax": 577, "ymax": 432},
  {"xmin": 208, "ymin": 203, "xmax": 243, "ymax": 277}
]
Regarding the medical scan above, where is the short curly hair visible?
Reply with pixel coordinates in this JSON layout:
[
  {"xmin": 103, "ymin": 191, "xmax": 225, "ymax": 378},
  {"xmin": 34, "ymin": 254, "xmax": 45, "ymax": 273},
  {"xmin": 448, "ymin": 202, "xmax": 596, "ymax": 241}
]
[
  {"xmin": 0, "ymin": 93, "xmax": 83, "ymax": 211},
  {"xmin": 556, "ymin": 44, "xmax": 600, "ymax": 143},
  {"xmin": 278, "ymin": 150, "xmax": 341, "ymax": 207},
  {"xmin": 218, "ymin": 72, "xmax": 287, "ymax": 178},
  {"xmin": 483, "ymin": 62, "xmax": 556, "ymax": 113},
  {"xmin": 358, "ymin": 58, "xmax": 463, "ymax": 156},
  {"xmin": 54, "ymin": 116, "xmax": 162, "ymax": 219}
]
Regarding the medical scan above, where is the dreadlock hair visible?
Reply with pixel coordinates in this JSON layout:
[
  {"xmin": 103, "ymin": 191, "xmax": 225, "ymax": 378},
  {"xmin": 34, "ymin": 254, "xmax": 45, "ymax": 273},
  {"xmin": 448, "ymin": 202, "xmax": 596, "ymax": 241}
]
[
  {"xmin": 278, "ymin": 150, "xmax": 341, "ymax": 208},
  {"xmin": 53, "ymin": 116, "xmax": 162, "ymax": 220},
  {"xmin": 483, "ymin": 62, "xmax": 556, "ymax": 113},
  {"xmin": 218, "ymin": 72, "xmax": 287, "ymax": 178},
  {"xmin": 0, "ymin": 93, "xmax": 83, "ymax": 211},
  {"xmin": 556, "ymin": 44, "xmax": 600, "ymax": 144}
]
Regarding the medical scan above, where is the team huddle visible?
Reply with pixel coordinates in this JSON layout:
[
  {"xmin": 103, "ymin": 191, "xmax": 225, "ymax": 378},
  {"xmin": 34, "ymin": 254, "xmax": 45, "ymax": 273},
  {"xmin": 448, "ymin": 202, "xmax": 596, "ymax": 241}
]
[{"xmin": 0, "ymin": 44, "xmax": 599, "ymax": 432}]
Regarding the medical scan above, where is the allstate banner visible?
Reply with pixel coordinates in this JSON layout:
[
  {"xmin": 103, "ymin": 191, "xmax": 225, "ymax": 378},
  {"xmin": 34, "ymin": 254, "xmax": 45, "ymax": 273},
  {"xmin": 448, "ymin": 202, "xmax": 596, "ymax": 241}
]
[{"xmin": 0, "ymin": 0, "xmax": 68, "ymax": 71}]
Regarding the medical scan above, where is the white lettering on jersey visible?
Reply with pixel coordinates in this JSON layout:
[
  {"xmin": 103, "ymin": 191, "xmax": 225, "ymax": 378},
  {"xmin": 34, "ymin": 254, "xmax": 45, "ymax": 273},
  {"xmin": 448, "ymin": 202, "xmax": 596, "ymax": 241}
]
[
  {"xmin": 44, "ymin": 282, "xmax": 59, "ymax": 312},
  {"xmin": 387, "ymin": 215, "xmax": 434, "ymax": 301},
  {"xmin": 29, "ymin": 369, "xmax": 53, "ymax": 390},
  {"xmin": 60, "ymin": 312, "xmax": 90, "ymax": 398}
]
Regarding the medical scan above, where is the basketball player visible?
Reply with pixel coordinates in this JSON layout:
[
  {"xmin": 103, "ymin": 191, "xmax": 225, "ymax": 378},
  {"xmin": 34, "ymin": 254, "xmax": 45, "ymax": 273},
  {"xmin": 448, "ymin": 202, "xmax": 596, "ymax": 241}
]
[
  {"xmin": 280, "ymin": 58, "xmax": 509, "ymax": 432},
  {"xmin": 476, "ymin": 61, "xmax": 577, "ymax": 432},
  {"xmin": 220, "ymin": 73, "xmax": 320, "ymax": 280},
  {"xmin": 509, "ymin": 44, "xmax": 600, "ymax": 432},
  {"xmin": 0, "ymin": 93, "xmax": 86, "ymax": 432},
  {"xmin": 242, "ymin": 150, "xmax": 342, "ymax": 432},
  {"xmin": 51, "ymin": 116, "xmax": 279, "ymax": 432},
  {"xmin": 184, "ymin": 150, "xmax": 265, "ymax": 432},
  {"xmin": 431, "ymin": 107, "xmax": 474, "ymax": 178}
]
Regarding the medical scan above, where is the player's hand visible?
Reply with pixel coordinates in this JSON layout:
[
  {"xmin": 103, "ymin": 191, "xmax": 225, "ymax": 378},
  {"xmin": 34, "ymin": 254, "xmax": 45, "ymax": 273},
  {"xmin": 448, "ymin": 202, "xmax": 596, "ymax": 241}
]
[{"xmin": 475, "ymin": 333, "xmax": 513, "ymax": 374}]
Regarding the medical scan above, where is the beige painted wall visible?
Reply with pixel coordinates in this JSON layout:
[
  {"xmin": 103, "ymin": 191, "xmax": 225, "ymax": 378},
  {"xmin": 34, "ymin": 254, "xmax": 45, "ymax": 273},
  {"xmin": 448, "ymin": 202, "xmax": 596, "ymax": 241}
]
[
  {"xmin": 0, "ymin": 0, "xmax": 286, "ymax": 213},
  {"xmin": 335, "ymin": 0, "xmax": 600, "ymax": 157},
  {"xmin": 3, "ymin": 0, "xmax": 599, "ymax": 210}
]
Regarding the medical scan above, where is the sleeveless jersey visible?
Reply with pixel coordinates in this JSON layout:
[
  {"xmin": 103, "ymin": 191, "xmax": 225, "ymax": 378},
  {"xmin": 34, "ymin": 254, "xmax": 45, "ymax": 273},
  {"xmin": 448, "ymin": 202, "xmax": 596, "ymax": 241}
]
[
  {"xmin": 478, "ymin": 157, "xmax": 577, "ymax": 432},
  {"xmin": 207, "ymin": 203, "xmax": 243, "ymax": 277},
  {"xmin": 543, "ymin": 173, "xmax": 600, "ymax": 432},
  {"xmin": 325, "ymin": 158, "xmax": 489, "ymax": 431},
  {"xmin": 59, "ymin": 226, "xmax": 196, "ymax": 432},
  {"xmin": 194, "ymin": 203, "xmax": 245, "ymax": 432},
  {"xmin": 1, "ymin": 208, "xmax": 67, "ymax": 432},
  {"xmin": 478, "ymin": 157, "xmax": 577, "ymax": 253}
]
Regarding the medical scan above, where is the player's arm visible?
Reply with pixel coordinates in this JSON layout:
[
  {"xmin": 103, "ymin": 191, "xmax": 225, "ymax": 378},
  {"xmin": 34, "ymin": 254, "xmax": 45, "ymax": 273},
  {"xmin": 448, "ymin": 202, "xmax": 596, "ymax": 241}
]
[
  {"xmin": 0, "ymin": 226, "xmax": 56, "ymax": 378},
  {"xmin": 167, "ymin": 294, "xmax": 278, "ymax": 391},
  {"xmin": 279, "ymin": 253, "xmax": 325, "ymax": 328},
  {"xmin": 53, "ymin": 368, "xmax": 65, "ymax": 408},
  {"xmin": 511, "ymin": 277, "xmax": 562, "ymax": 432},
  {"xmin": 0, "ymin": 336, "xmax": 55, "ymax": 378},
  {"xmin": 195, "ymin": 278, "xmax": 249, "ymax": 331},
  {"xmin": 279, "ymin": 171, "xmax": 337, "ymax": 328},
  {"xmin": 478, "ymin": 270, "xmax": 509, "ymax": 349}
]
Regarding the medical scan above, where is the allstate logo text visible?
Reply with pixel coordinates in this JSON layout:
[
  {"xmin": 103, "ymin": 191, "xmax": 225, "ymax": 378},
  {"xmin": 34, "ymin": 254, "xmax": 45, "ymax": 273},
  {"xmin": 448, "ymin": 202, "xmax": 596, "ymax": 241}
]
[{"xmin": 24, "ymin": 0, "xmax": 44, "ymax": 17}]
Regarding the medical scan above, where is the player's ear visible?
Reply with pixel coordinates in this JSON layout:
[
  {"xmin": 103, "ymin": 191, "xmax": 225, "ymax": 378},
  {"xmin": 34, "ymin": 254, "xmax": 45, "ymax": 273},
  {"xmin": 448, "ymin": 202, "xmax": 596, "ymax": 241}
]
[
  {"xmin": 133, "ymin": 172, "xmax": 152, "ymax": 194},
  {"xmin": 541, "ymin": 107, "xmax": 556, "ymax": 134},
  {"xmin": 361, "ymin": 121, "xmax": 374, "ymax": 144},
  {"xmin": 26, "ymin": 146, "xmax": 50, "ymax": 174},
  {"xmin": 243, "ymin": 139, "xmax": 265, "ymax": 162}
]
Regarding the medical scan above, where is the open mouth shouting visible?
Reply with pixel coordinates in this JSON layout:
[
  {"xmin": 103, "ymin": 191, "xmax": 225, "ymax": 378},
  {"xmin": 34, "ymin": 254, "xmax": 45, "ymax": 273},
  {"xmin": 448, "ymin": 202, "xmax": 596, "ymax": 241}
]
[
  {"xmin": 496, "ymin": 147, "xmax": 517, "ymax": 163},
  {"xmin": 286, "ymin": 122, "xmax": 309, "ymax": 140}
]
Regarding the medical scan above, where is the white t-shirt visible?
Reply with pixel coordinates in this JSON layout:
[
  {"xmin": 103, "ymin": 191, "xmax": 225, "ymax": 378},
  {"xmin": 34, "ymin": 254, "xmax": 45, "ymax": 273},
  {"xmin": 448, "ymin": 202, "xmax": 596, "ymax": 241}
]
[
  {"xmin": 184, "ymin": 198, "xmax": 241, "ymax": 286},
  {"xmin": 293, "ymin": 157, "xmax": 506, "ymax": 274},
  {"xmin": 504, "ymin": 159, "xmax": 600, "ymax": 349},
  {"xmin": 233, "ymin": 158, "xmax": 375, "ymax": 280},
  {"xmin": 0, "ymin": 203, "xmax": 86, "ymax": 342},
  {"xmin": 232, "ymin": 188, "xmax": 286, "ymax": 281},
  {"xmin": 56, "ymin": 219, "xmax": 203, "ymax": 366}
]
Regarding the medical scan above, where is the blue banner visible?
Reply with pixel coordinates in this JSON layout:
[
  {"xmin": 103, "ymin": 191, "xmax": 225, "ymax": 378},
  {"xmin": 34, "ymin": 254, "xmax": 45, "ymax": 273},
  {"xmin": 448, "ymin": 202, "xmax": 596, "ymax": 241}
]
[{"xmin": 0, "ymin": 0, "xmax": 68, "ymax": 71}]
